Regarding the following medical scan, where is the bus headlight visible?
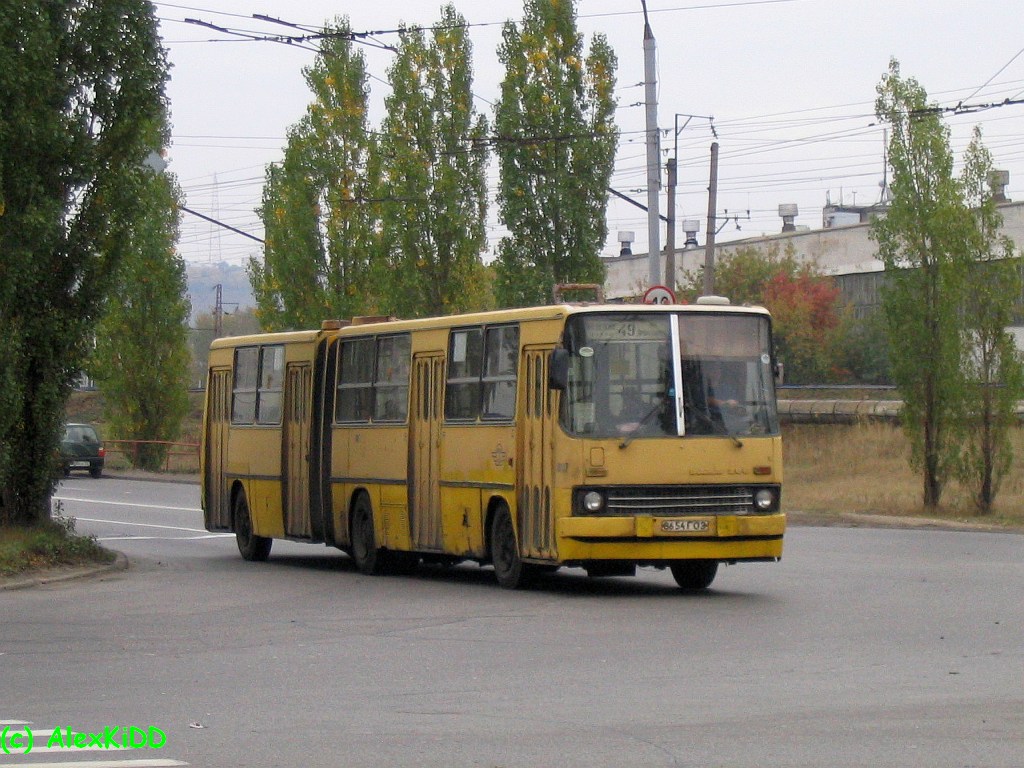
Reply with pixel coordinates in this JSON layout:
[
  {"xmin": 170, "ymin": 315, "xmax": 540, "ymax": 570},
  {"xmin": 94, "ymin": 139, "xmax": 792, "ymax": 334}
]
[
  {"xmin": 583, "ymin": 491, "xmax": 605, "ymax": 513},
  {"xmin": 754, "ymin": 489, "xmax": 775, "ymax": 512}
]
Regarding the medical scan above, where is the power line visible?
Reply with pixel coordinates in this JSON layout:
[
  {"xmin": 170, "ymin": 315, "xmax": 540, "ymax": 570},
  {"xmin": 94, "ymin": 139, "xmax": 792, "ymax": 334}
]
[
  {"xmin": 962, "ymin": 45, "xmax": 1024, "ymax": 103},
  {"xmin": 180, "ymin": 205, "xmax": 263, "ymax": 244}
]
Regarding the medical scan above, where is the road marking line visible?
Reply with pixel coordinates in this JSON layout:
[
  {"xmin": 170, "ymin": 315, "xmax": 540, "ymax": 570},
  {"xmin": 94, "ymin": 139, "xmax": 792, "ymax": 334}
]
[
  {"xmin": 96, "ymin": 535, "xmax": 232, "ymax": 542},
  {"xmin": 63, "ymin": 518, "xmax": 209, "ymax": 534},
  {"xmin": 16, "ymin": 744, "xmax": 129, "ymax": 754},
  {"xmin": 0, "ymin": 761, "xmax": 187, "ymax": 768},
  {"xmin": 53, "ymin": 497, "xmax": 200, "ymax": 514}
]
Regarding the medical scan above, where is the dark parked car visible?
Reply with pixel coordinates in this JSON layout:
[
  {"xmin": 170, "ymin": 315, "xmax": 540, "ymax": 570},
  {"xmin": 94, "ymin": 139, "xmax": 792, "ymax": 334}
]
[{"xmin": 61, "ymin": 423, "xmax": 105, "ymax": 478}]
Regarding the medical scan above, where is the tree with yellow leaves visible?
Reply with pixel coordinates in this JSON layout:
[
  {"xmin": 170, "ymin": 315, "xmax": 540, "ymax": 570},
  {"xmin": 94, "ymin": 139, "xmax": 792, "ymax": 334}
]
[{"xmin": 493, "ymin": 0, "xmax": 618, "ymax": 307}]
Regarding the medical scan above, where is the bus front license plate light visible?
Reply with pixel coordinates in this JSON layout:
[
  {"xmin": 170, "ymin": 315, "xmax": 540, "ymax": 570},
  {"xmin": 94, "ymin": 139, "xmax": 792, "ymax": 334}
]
[{"xmin": 660, "ymin": 518, "xmax": 712, "ymax": 534}]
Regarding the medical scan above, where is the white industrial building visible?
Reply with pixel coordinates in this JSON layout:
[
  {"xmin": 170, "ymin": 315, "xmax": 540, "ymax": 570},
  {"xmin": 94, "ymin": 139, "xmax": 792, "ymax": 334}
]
[{"xmin": 603, "ymin": 195, "xmax": 1024, "ymax": 320}]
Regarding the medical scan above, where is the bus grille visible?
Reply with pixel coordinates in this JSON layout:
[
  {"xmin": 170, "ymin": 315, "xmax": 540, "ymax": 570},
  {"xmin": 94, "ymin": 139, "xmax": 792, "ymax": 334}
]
[{"xmin": 604, "ymin": 485, "xmax": 757, "ymax": 516}]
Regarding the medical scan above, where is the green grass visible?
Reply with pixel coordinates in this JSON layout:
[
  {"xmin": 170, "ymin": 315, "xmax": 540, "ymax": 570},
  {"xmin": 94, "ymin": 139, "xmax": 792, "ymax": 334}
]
[{"xmin": 0, "ymin": 511, "xmax": 114, "ymax": 579}]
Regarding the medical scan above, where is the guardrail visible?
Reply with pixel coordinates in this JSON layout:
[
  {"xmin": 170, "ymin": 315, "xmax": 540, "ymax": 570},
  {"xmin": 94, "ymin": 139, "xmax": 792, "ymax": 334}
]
[
  {"xmin": 779, "ymin": 399, "xmax": 1024, "ymax": 424},
  {"xmin": 103, "ymin": 440, "xmax": 200, "ymax": 473},
  {"xmin": 778, "ymin": 400, "xmax": 902, "ymax": 424}
]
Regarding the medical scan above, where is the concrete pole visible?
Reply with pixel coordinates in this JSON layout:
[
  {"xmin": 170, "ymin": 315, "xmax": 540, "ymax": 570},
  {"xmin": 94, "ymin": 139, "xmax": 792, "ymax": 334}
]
[
  {"xmin": 665, "ymin": 158, "xmax": 677, "ymax": 294},
  {"xmin": 642, "ymin": 3, "xmax": 661, "ymax": 287},
  {"xmin": 703, "ymin": 142, "xmax": 719, "ymax": 296}
]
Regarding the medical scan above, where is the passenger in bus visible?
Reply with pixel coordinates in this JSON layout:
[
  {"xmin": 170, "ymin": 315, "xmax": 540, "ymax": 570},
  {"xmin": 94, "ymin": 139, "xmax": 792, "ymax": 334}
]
[
  {"xmin": 706, "ymin": 361, "xmax": 739, "ymax": 411},
  {"xmin": 613, "ymin": 385, "xmax": 647, "ymax": 434}
]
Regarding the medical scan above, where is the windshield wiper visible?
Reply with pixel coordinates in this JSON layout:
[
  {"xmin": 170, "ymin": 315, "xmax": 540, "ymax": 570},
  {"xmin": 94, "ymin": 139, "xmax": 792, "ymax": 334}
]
[
  {"xmin": 689, "ymin": 405, "xmax": 745, "ymax": 449},
  {"xmin": 618, "ymin": 401, "xmax": 664, "ymax": 450},
  {"xmin": 721, "ymin": 421, "xmax": 744, "ymax": 449},
  {"xmin": 709, "ymin": 408, "xmax": 744, "ymax": 448}
]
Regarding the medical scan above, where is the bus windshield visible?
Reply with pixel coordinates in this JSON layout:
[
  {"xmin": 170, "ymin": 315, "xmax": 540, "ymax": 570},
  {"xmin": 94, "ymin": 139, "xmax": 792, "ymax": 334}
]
[{"xmin": 559, "ymin": 312, "xmax": 779, "ymax": 440}]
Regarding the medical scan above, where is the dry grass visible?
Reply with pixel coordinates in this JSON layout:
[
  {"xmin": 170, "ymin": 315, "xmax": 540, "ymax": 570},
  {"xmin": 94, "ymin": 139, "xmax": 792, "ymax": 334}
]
[
  {"xmin": 783, "ymin": 421, "xmax": 1024, "ymax": 529},
  {"xmin": 66, "ymin": 392, "xmax": 1023, "ymax": 528}
]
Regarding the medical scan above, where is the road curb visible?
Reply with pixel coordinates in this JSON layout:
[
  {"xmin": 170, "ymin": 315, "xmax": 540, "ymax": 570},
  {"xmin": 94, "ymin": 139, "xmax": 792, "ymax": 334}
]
[
  {"xmin": 104, "ymin": 470, "xmax": 199, "ymax": 485},
  {"xmin": 787, "ymin": 510, "xmax": 1022, "ymax": 533},
  {"xmin": 0, "ymin": 550, "xmax": 129, "ymax": 591}
]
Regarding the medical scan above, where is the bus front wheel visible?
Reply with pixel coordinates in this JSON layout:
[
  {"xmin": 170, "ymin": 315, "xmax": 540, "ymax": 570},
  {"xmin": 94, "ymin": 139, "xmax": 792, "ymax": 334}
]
[
  {"xmin": 234, "ymin": 490, "xmax": 272, "ymax": 562},
  {"xmin": 490, "ymin": 504, "xmax": 535, "ymax": 590},
  {"xmin": 670, "ymin": 560, "xmax": 718, "ymax": 590},
  {"xmin": 351, "ymin": 494, "xmax": 386, "ymax": 575}
]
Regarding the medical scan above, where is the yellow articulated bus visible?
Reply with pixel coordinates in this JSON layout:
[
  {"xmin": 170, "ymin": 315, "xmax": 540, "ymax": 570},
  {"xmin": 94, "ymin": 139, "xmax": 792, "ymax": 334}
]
[{"xmin": 201, "ymin": 298, "xmax": 785, "ymax": 590}]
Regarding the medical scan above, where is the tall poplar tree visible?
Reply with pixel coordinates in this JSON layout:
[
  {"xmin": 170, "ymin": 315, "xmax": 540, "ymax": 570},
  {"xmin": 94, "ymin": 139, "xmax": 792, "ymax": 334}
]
[
  {"xmin": 956, "ymin": 128, "xmax": 1024, "ymax": 513},
  {"xmin": 872, "ymin": 59, "xmax": 973, "ymax": 509},
  {"xmin": 377, "ymin": 5, "xmax": 490, "ymax": 318},
  {"xmin": 90, "ymin": 171, "xmax": 192, "ymax": 471},
  {"xmin": 0, "ymin": 0, "xmax": 169, "ymax": 526},
  {"xmin": 493, "ymin": 0, "xmax": 618, "ymax": 307},
  {"xmin": 251, "ymin": 20, "xmax": 380, "ymax": 330}
]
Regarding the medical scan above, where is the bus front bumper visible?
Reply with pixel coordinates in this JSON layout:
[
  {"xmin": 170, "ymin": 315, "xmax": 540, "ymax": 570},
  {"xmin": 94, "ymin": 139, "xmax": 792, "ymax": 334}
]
[{"xmin": 555, "ymin": 512, "xmax": 786, "ymax": 562}]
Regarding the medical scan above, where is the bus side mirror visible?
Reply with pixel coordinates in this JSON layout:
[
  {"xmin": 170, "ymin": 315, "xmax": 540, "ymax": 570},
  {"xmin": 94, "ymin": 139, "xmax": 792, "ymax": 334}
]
[{"xmin": 548, "ymin": 349, "xmax": 570, "ymax": 391}]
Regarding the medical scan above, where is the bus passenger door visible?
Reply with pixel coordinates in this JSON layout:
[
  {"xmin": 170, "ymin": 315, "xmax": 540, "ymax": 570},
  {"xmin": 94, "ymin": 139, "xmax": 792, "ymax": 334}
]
[
  {"xmin": 283, "ymin": 362, "xmax": 313, "ymax": 539},
  {"xmin": 409, "ymin": 354, "xmax": 444, "ymax": 551},
  {"xmin": 520, "ymin": 347, "xmax": 556, "ymax": 559},
  {"xmin": 204, "ymin": 367, "xmax": 232, "ymax": 531}
]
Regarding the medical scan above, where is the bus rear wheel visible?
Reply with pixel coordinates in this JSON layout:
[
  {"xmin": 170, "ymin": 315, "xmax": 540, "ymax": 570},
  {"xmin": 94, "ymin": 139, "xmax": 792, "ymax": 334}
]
[
  {"xmin": 234, "ymin": 490, "xmax": 272, "ymax": 562},
  {"xmin": 350, "ymin": 494, "xmax": 386, "ymax": 575},
  {"xmin": 670, "ymin": 560, "xmax": 718, "ymax": 590},
  {"xmin": 490, "ymin": 504, "xmax": 535, "ymax": 590}
]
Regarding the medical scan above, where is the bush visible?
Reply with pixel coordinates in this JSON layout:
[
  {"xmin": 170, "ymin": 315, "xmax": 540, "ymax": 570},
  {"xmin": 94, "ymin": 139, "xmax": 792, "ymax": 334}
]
[{"xmin": 0, "ymin": 510, "xmax": 113, "ymax": 577}]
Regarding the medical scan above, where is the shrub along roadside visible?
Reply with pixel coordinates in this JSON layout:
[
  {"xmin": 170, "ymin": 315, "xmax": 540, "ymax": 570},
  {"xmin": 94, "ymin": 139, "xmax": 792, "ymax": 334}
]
[{"xmin": 0, "ymin": 509, "xmax": 113, "ymax": 579}]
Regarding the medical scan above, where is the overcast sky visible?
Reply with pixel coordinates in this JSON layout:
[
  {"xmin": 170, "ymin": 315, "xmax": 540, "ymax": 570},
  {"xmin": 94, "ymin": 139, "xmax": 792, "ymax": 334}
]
[{"xmin": 157, "ymin": 0, "xmax": 1024, "ymax": 275}]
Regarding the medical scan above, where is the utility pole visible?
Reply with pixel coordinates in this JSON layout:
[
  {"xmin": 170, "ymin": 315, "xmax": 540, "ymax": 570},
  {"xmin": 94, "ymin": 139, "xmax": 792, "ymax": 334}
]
[
  {"xmin": 665, "ymin": 158, "xmax": 677, "ymax": 292},
  {"xmin": 213, "ymin": 283, "xmax": 223, "ymax": 338},
  {"xmin": 703, "ymin": 142, "xmax": 720, "ymax": 296},
  {"xmin": 641, "ymin": 1, "xmax": 660, "ymax": 287}
]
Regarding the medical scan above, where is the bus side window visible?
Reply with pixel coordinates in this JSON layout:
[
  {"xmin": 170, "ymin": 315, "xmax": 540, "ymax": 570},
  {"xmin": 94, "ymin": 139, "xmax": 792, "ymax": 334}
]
[
  {"xmin": 256, "ymin": 345, "xmax": 284, "ymax": 424},
  {"xmin": 337, "ymin": 338, "xmax": 374, "ymax": 422},
  {"xmin": 231, "ymin": 347, "xmax": 259, "ymax": 424},
  {"xmin": 482, "ymin": 325, "xmax": 519, "ymax": 421},
  {"xmin": 445, "ymin": 328, "xmax": 483, "ymax": 420},
  {"xmin": 373, "ymin": 334, "xmax": 411, "ymax": 422}
]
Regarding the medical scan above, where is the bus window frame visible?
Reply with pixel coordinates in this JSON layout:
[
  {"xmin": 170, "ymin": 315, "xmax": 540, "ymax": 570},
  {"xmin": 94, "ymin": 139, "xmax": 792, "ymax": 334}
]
[
  {"xmin": 444, "ymin": 323, "xmax": 520, "ymax": 424},
  {"xmin": 256, "ymin": 344, "xmax": 284, "ymax": 425},
  {"xmin": 231, "ymin": 344, "xmax": 285, "ymax": 426},
  {"xmin": 373, "ymin": 334, "xmax": 412, "ymax": 423},
  {"xmin": 335, "ymin": 333, "xmax": 412, "ymax": 425},
  {"xmin": 481, "ymin": 325, "xmax": 519, "ymax": 421}
]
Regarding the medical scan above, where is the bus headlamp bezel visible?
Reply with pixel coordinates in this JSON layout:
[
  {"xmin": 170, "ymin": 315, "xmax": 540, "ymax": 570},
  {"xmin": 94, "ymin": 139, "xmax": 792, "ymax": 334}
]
[{"xmin": 754, "ymin": 489, "xmax": 775, "ymax": 512}]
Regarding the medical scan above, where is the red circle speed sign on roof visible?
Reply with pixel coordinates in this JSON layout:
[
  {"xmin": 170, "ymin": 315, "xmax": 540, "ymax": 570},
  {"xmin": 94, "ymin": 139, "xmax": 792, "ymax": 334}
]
[{"xmin": 642, "ymin": 285, "xmax": 676, "ymax": 304}]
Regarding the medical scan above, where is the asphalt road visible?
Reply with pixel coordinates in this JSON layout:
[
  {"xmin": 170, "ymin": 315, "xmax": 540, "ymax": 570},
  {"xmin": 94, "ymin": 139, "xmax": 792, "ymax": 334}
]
[{"xmin": 1, "ymin": 476, "xmax": 1021, "ymax": 768}]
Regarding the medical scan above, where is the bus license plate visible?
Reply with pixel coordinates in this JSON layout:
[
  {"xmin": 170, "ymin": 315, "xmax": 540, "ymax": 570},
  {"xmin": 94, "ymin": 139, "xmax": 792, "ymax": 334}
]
[{"xmin": 660, "ymin": 518, "xmax": 711, "ymax": 534}]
